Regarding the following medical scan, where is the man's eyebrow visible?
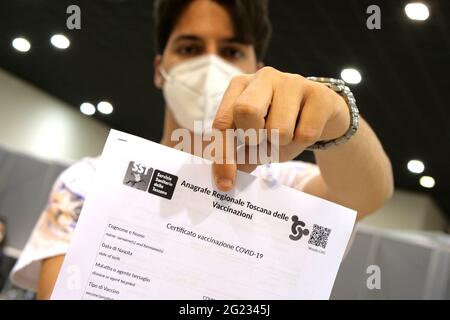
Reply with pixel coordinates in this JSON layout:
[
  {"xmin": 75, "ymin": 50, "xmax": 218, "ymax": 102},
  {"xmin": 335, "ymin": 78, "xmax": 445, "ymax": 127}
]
[
  {"xmin": 173, "ymin": 34, "xmax": 249, "ymax": 45},
  {"xmin": 173, "ymin": 34, "xmax": 203, "ymax": 43}
]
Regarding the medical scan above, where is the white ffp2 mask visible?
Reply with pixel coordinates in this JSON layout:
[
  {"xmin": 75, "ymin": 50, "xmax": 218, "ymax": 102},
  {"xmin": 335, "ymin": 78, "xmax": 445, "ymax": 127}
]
[{"xmin": 161, "ymin": 54, "xmax": 243, "ymax": 133}]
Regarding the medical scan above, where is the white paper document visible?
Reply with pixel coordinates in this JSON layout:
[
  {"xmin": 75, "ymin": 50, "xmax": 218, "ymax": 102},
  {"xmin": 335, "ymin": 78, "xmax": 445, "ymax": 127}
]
[{"xmin": 51, "ymin": 129, "xmax": 356, "ymax": 300}]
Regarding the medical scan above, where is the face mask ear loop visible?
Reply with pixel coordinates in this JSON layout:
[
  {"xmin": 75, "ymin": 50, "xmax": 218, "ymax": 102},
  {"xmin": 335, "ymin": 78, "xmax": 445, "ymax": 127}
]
[{"xmin": 160, "ymin": 67, "xmax": 170, "ymax": 82}]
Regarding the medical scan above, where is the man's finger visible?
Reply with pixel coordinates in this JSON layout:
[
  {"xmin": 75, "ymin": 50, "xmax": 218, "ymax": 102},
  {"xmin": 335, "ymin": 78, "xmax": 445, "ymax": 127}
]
[
  {"xmin": 293, "ymin": 84, "xmax": 333, "ymax": 149},
  {"xmin": 212, "ymin": 75, "xmax": 250, "ymax": 191},
  {"xmin": 265, "ymin": 73, "xmax": 304, "ymax": 146},
  {"xmin": 275, "ymin": 83, "xmax": 339, "ymax": 162},
  {"xmin": 232, "ymin": 77, "xmax": 272, "ymax": 134}
]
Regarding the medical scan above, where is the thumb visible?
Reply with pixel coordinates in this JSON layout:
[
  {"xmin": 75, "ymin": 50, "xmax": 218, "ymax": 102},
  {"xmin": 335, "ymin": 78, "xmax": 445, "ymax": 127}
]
[{"xmin": 212, "ymin": 162, "xmax": 236, "ymax": 192}]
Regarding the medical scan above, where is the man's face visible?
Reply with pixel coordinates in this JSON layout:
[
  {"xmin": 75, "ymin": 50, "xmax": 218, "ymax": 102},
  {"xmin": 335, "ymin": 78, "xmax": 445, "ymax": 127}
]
[{"xmin": 154, "ymin": 0, "xmax": 260, "ymax": 89}]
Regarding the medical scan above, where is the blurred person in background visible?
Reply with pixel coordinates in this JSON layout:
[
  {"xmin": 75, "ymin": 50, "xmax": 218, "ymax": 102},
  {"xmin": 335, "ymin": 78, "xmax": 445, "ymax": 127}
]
[
  {"xmin": 0, "ymin": 217, "xmax": 35, "ymax": 300},
  {"xmin": 0, "ymin": 217, "xmax": 7, "ymax": 290},
  {"xmin": 10, "ymin": 0, "xmax": 393, "ymax": 299}
]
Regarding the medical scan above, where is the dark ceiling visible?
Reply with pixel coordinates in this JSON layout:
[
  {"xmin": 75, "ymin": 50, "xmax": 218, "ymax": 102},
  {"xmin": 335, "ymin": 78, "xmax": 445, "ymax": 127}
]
[{"xmin": 0, "ymin": 0, "xmax": 449, "ymax": 218}]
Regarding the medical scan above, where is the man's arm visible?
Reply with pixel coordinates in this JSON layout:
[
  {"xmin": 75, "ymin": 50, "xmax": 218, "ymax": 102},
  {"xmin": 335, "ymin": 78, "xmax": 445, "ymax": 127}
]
[
  {"xmin": 37, "ymin": 255, "xmax": 65, "ymax": 300},
  {"xmin": 303, "ymin": 117, "xmax": 394, "ymax": 220}
]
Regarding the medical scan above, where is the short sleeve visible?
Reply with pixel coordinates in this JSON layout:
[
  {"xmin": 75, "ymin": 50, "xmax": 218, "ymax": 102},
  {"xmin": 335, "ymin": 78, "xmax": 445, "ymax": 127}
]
[{"xmin": 9, "ymin": 158, "xmax": 98, "ymax": 291}]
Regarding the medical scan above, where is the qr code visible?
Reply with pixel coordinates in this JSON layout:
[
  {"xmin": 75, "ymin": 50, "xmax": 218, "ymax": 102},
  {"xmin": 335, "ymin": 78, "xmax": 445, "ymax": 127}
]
[{"xmin": 308, "ymin": 224, "xmax": 332, "ymax": 249}]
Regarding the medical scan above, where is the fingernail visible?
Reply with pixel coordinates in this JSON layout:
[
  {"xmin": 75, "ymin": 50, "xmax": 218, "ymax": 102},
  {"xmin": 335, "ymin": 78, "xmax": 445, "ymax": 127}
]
[{"xmin": 217, "ymin": 178, "xmax": 233, "ymax": 190}]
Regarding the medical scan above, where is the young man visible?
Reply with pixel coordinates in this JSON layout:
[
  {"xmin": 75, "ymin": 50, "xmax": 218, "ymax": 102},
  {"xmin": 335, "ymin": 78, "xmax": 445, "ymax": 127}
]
[{"xmin": 11, "ymin": 0, "xmax": 393, "ymax": 299}]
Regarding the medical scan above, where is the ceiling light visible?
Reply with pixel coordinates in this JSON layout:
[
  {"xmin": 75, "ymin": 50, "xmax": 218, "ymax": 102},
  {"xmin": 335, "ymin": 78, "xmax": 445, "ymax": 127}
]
[
  {"xmin": 340, "ymin": 68, "xmax": 362, "ymax": 85},
  {"xmin": 51, "ymin": 34, "xmax": 70, "ymax": 49},
  {"xmin": 97, "ymin": 101, "xmax": 114, "ymax": 115},
  {"xmin": 12, "ymin": 37, "xmax": 31, "ymax": 52},
  {"xmin": 80, "ymin": 103, "xmax": 96, "ymax": 116},
  {"xmin": 405, "ymin": 2, "xmax": 430, "ymax": 21},
  {"xmin": 419, "ymin": 176, "xmax": 435, "ymax": 189},
  {"xmin": 407, "ymin": 160, "xmax": 425, "ymax": 174}
]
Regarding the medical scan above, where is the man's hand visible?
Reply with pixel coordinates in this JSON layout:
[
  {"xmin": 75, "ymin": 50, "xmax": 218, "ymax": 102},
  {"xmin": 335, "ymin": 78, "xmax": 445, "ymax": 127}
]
[{"xmin": 212, "ymin": 66, "xmax": 351, "ymax": 192}]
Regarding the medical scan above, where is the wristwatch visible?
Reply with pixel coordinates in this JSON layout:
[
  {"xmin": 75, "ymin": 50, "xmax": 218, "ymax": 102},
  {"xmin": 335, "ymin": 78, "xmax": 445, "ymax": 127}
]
[{"xmin": 305, "ymin": 77, "xmax": 360, "ymax": 151}]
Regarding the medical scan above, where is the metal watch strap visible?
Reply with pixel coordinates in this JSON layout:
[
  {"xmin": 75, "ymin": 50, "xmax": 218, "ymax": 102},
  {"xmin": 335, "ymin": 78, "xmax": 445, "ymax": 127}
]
[{"xmin": 305, "ymin": 77, "xmax": 360, "ymax": 151}]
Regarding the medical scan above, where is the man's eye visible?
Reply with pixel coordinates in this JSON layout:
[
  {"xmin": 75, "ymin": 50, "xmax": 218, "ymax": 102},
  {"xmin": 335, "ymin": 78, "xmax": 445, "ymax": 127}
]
[
  {"xmin": 176, "ymin": 45, "xmax": 202, "ymax": 56},
  {"xmin": 221, "ymin": 47, "xmax": 244, "ymax": 59}
]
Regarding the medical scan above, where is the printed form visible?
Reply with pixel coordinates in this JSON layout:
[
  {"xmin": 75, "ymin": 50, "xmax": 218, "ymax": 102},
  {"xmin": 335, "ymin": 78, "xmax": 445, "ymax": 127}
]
[{"xmin": 51, "ymin": 129, "xmax": 356, "ymax": 300}]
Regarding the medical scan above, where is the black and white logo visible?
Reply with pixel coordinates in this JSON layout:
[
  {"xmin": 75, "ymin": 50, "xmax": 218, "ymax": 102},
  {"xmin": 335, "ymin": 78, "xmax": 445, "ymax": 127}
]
[
  {"xmin": 123, "ymin": 161, "xmax": 153, "ymax": 191},
  {"xmin": 148, "ymin": 170, "xmax": 178, "ymax": 200},
  {"xmin": 289, "ymin": 215, "xmax": 310, "ymax": 241},
  {"xmin": 123, "ymin": 161, "xmax": 179, "ymax": 200}
]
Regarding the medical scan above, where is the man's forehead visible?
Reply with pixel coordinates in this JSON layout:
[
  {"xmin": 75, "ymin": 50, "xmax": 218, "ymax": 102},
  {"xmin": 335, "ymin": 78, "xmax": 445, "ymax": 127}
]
[
  {"xmin": 170, "ymin": 0, "xmax": 236, "ymax": 40},
  {"xmin": 170, "ymin": 19, "xmax": 236, "ymax": 42}
]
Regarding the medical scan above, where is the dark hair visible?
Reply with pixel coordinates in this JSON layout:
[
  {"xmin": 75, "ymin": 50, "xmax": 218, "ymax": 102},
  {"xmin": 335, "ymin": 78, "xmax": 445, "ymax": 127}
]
[{"xmin": 153, "ymin": 0, "xmax": 272, "ymax": 61}]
